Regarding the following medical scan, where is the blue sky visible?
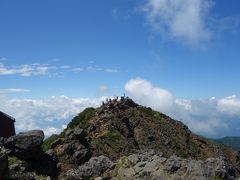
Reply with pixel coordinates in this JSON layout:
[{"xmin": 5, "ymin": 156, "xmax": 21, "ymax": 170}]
[{"xmin": 0, "ymin": 0, "xmax": 240, "ymax": 137}]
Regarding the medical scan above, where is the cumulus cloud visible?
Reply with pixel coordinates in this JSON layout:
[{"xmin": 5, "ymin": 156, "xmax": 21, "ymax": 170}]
[
  {"xmin": 141, "ymin": 0, "xmax": 213, "ymax": 46},
  {"xmin": 125, "ymin": 78, "xmax": 174, "ymax": 112},
  {"xmin": 125, "ymin": 78, "xmax": 240, "ymax": 137},
  {"xmin": 217, "ymin": 95, "xmax": 240, "ymax": 116},
  {"xmin": 0, "ymin": 95, "xmax": 105, "ymax": 136}
]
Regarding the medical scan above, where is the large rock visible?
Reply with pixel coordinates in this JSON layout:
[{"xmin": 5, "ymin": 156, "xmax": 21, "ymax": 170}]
[
  {"xmin": 72, "ymin": 149, "xmax": 91, "ymax": 164},
  {"xmin": 164, "ymin": 155, "xmax": 182, "ymax": 173},
  {"xmin": 114, "ymin": 150, "xmax": 236, "ymax": 180},
  {"xmin": 0, "ymin": 152, "xmax": 8, "ymax": 179},
  {"xmin": 4, "ymin": 130, "xmax": 44, "ymax": 160},
  {"xmin": 62, "ymin": 155, "xmax": 115, "ymax": 179},
  {"xmin": 54, "ymin": 127, "xmax": 92, "ymax": 171},
  {"xmin": 6, "ymin": 149, "xmax": 58, "ymax": 178}
]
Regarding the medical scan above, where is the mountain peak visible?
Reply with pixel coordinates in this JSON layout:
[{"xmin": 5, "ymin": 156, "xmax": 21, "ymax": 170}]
[
  {"xmin": 2, "ymin": 97, "xmax": 240, "ymax": 179},
  {"xmin": 100, "ymin": 96, "xmax": 138, "ymax": 110},
  {"xmin": 39, "ymin": 98, "xmax": 240, "ymax": 178}
]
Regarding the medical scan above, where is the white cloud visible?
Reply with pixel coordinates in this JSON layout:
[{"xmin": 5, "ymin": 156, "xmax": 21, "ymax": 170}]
[
  {"xmin": 0, "ymin": 96, "xmax": 105, "ymax": 135},
  {"xmin": 43, "ymin": 124, "xmax": 68, "ymax": 137},
  {"xmin": 43, "ymin": 127, "xmax": 63, "ymax": 137},
  {"xmin": 125, "ymin": 78, "xmax": 174, "ymax": 112},
  {"xmin": 141, "ymin": 0, "xmax": 213, "ymax": 46},
  {"xmin": 217, "ymin": 95, "xmax": 240, "ymax": 116},
  {"xmin": 70, "ymin": 66, "xmax": 119, "ymax": 73},
  {"xmin": 0, "ymin": 62, "xmax": 120, "ymax": 77},
  {"xmin": 125, "ymin": 78, "xmax": 240, "ymax": 137},
  {"xmin": 0, "ymin": 63, "xmax": 51, "ymax": 76},
  {"xmin": 0, "ymin": 88, "xmax": 31, "ymax": 94},
  {"xmin": 2, "ymin": 78, "xmax": 239, "ymax": 138}
]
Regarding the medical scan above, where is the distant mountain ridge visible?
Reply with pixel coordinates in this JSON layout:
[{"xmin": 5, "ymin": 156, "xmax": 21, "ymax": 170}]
[{"xmin": 215, "ymin": 136, "xmax": 240, "ymax": 151}]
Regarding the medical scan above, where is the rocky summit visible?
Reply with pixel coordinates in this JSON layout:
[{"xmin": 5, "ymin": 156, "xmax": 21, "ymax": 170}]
[{"xmin": 1, "ymin": 97, "xmax": 240, "ymax": 179}]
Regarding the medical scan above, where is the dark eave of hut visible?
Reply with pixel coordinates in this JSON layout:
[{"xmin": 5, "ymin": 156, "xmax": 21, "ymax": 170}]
[{"xmin": 0, "ymin": 111, "xmax": 15, "ymax": 122}]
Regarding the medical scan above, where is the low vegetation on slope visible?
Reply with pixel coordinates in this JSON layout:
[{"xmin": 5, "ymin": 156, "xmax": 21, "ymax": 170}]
[
  {"xmin": 215, "ymin": 136, "xmax": 240, "ymax": 150},
  {"xmin": 67, "ymin": 107, "xmax": 95, "ymax": 129},
  {"xmin": 41, "ymin": 97, "xmax": 240, "ymax": 178}
]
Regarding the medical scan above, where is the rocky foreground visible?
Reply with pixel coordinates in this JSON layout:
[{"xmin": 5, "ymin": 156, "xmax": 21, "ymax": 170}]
[
  {"xmin": 0, "ymin": 130, "xmax": 238, "ymax": 179},
  {"xmin": 1, "ymin": 97, "xmax": 240, "ymax": 179}
]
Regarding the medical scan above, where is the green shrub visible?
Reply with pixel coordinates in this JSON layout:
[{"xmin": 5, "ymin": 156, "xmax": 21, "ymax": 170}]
[
  {"xmin": 42, "ymin": 134, "xmax": 59, "ymax": 151},
  {"xmin": 8, "ymin": 156, "xmax": 21, "ymax": 165},
  {"xmin": 138, "ymin": 107, "xmax": 154, "ymax": 117},
  {"xmin": 105, "ymin": 128, "xmax": 124, "ymax": 152},
  {"xmin": 173, "ymin": 141, "xmax": 188, "ymax": 159},
  {"xmin": 91, "ymin": 128, "xmax": 124, "ymax": 153},
  {"xmin": 67, "ymin": 107, "xmax": 95, "ymax": 129},
  {"xmin": 115, "ymin": 156, "xmax": 128, "ymax": 177},
  {"xmin": 138, "ymin": 107, "xmax": 164, "ymax": 124}
]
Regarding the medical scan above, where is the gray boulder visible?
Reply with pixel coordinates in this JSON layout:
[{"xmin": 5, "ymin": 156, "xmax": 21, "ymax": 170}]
[
  {"xmin": 164, "ymin": 155, "xmax": 182, "ymax": 172},
  {"xmin": 62, "ymin": 155, "xmax": 115, "ymax": 179},
  {"xmin": 114, "ymin": 150, "xmax": 237, "ymax": 180},
  {"xmin": 4, "ymin": 130, "xmax": 44, "ymax": 160},
  {"xmin": 72, "ymin": 148, "xmax": 91, "ymax": 164}
]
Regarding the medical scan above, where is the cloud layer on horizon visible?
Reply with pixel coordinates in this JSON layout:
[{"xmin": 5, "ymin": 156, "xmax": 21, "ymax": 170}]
[
  {"xmin": 0, "ymin": 95, "xmax": 105, "ymax": 137},
  {"xmin": 125, "ymin": 78, "xmax": 240, "ymax": 137},
  {"xmin": 1, "ymin": 78, "xmax": 240, "ymax": 138}
]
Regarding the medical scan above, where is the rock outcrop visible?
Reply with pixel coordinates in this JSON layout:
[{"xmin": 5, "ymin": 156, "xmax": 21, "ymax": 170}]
[
  {"xmin": 0, "ymin": 130, "xmax": 58, "ymax": 179},
  {"xmin": 52, "ymin": 127, "xmax": 92, "ymax": 173},
  {"xmin": 4, "ymin": 130, "xmax": 44, "ymax": 160},
  {"xmin": 1, "ymin": 97, "xmax": 240, "ymax": 179},
  {"xmin": 61, "ymin": 155, "xmax": 115, "ymax": 179},
  {"xmin": 114, "ymin": 150, "xmax": 236, "ymax": 180}
]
